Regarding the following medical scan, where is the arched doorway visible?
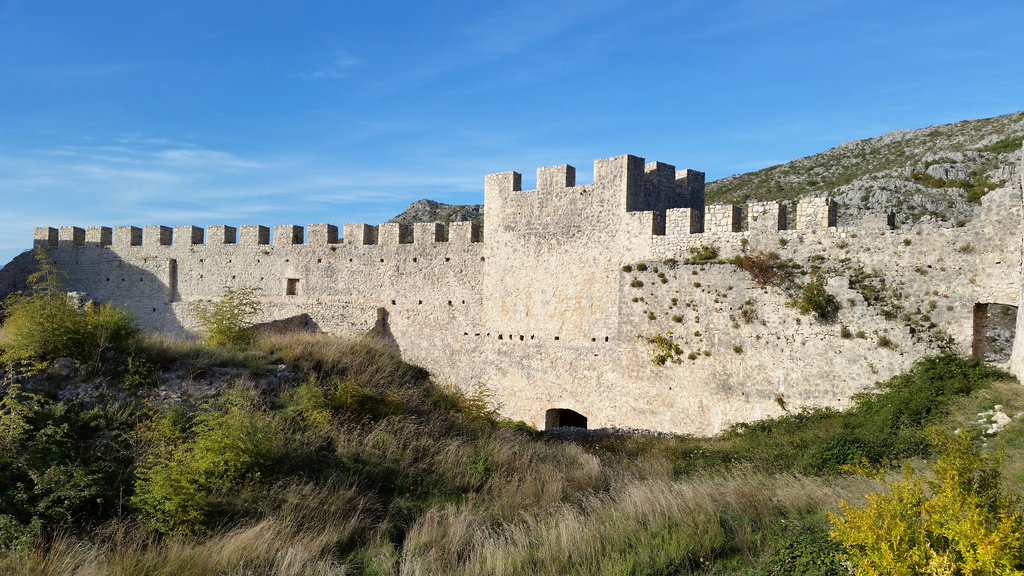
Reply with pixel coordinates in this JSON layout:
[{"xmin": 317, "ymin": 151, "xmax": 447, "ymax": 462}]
[{"xmin": 545, "ymin": 408, "xmax": 588, "ymax": 430}]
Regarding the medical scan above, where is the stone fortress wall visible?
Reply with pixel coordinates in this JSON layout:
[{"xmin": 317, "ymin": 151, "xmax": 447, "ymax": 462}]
[{"xmin": 12, "ymin": 150, "xmax": 1024, "ymax": 435}]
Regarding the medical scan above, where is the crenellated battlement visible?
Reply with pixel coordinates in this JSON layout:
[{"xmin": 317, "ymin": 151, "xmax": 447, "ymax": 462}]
[
  {"xmin": 34, "ymin": 221, "xmax": 484, "ymax": 248},
  {"xmin": 483, "ymin": 154, "xmax": 706, "ymax": 216},
  {"xmin": 650, "ymin": 197, "xmax": 845, "ymax": 239},
  {"xmin": 14, "ymin": 150, "xmax": 1024, "ymax": 437}
]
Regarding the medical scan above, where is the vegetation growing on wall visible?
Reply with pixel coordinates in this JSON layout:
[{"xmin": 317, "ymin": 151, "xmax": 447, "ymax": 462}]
[
  {"xmin": 796, "ymin": 276, "xmax": 841, "ymax": 321},
  {"xmin": 686, "ymin": 243, "xmax": 719, "ymax": 263},
  {"xmin": 729, "ymin": 251, "xmax": 794, "ymax": 287}
]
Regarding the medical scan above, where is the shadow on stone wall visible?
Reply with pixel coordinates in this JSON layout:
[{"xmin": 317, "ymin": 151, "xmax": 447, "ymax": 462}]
[
  {"xmin": 0, "ymin": 243, "xmax": 187, "ymax": 336},
  {"xmin": 371, "ymin": 307, "xmax": 402, "ymax": 356},
  {"xmin": 0, "ymin": 250, "xmax": 39, "ymax": 306},
  {"xmin": 256, "ymin": 313, "xmax": 320, "ymax": 335}
]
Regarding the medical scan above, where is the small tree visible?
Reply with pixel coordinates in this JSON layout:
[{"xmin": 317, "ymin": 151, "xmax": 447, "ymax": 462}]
[
  {"xmin": 190, "ymin": 286, "xmax": 262, "ymax": 347},
  {"xmin": 830, "ymin": 430, "xmax": 1024, "ymax": 575}
]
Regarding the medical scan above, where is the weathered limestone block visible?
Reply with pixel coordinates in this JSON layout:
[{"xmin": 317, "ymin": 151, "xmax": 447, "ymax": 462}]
[
  {"xmin": 307, "ymin": 224, "xmax": 338, "ymax": 245},
  {"xmin": 207, "ymin": 225, "xmax": 237, "ymax": 244},
  {"xmin": 414, "ymin": 222, "xmax": 445, "ymax": 243},
  {"xmin": 113, "ymin": 226, "xmax": 142, "ymax": 246},
  {"xmin": 538, "ymin": 164, "xmax": 576, "ymax": 189},
  {"xmin": 379, "ymin": 222, "xmax": 412, "ymax": 245},
  {"xmin": 748, "ymin": 202, "xmax": 786, "ymax": 232},
  {"xmin": 485, "ymin": 171, "xmax": 522, "ymax": 194},
  {"xmin": 34, "ymin": 227, "xmax": 58, "ymax": 247},
  {"xmin": 274, "ymin": 225, "xmax": 304, "ymax": 245},
  {"xmin": 644, "ymin": 161, "xmax": 676, "ymax": 186},
  {"xmin": 706, "ymin": 204, "xmax": 741, "ymax": 233},
  {"xmin": 861, "ymin": 211, "xmax": 895, "ymax": 231},
  {"xmin": 85, "ymin": 226, "xmax": 112, "ymax": 245},
  {"xmin": 143, "ymin": 226, "xmax": 172, "ymax": 247},
  {"xmin": 240, "ymin": 225, "xmax": 270, "ymax": 245},
  {"xmin": 175, "ymin": 225, "xmax": 204, "ymax": 245},
  {"xmin": 796, "ymin": 198, "xmax": 837, "ymax": 229},
  {"xmin": 448, "ymin": 221, "xmax": 482, "ymax": 244},
  {"xmin": 666, "ymin": 207, "xmax": 702, "ymax": 235},
  {"xmin": 343, "ymin": 224, "xmax": 374, "ymax": 245},
  {"xmin": 59, "ymin": 226, "xmax": 85, "ymax": 245}
]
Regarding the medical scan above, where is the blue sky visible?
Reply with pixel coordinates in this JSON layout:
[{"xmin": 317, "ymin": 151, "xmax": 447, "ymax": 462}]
[{"xmin": 1, "ymin": 1, "xmax": 1022, "ymax": 265}]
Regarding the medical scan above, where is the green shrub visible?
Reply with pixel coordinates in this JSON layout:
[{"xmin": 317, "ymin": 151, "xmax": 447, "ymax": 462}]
[
  {"xmin": 1, "ymin": 247, "xmax": 137, "ymax": 368},
  {"xmin": 980, "ymin": 135, "xmax": 1024, "ymax": 155},
  {"xmin": 796, "ymin": 277, "xmax": 840, "ymax": 322},
  {"xmin": 762, "ymin": 517, "xmax": 845, "ymax": 576},
  {"xmin": 830, "ymin": 430, "xmax": 1024, "ymax": 575},
  {"xmin": 687, "ymin": 244, "xmax": 719, "ymax": 262},
  {"xmin": 639, "ymin": 333, "xmax": 682, "ymax": 365},
  {"xmin": 0, "ymin": 384, "xmax": 140, "ymax": 550},
  {"xmin": 190, "ymin": 286, "xmax": 262, "ymax": 348},
  {"xmin": 635, "ymin": 262, "xmax": 648, "ymax": 272},
  {"xmin": 132, "ymin": 391, "xmax": 281, "ymax": 535}
]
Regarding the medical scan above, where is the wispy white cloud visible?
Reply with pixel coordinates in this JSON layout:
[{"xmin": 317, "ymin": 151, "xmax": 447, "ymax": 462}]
[
  {"xmin": 302, "ymin": 48, "xmax": 361, "ymax": 79},
  {"xmin": 359, "ymin": 0, "xmax": 633, "ymax": 95},
  {"xmin": 0, "ymin": 135, "xmax": 496, "ymax": 264}
]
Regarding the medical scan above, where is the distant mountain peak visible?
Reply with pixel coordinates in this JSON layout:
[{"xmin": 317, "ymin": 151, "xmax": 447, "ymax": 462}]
[{"xmin": 390, "ymin": 200, "xmax": 483, "ymax": 225}]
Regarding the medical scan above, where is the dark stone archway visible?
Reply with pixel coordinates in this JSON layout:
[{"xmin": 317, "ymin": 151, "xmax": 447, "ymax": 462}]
[{"xmin": 545, "ymin": 408, "xmax": 588, "ymax": 430}]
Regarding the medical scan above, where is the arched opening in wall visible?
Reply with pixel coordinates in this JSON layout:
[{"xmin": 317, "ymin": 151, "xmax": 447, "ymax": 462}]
[
  {"xmin": 545, "ymin": 408, "xmax": 587, "ymax": 431},
  {"xmin": 972, "ymin": 303, "xmax": 1018, "ymax": 363},
  {"xmin": 167, "ymin": 259, "xmax": 177, "ymax": 302}
]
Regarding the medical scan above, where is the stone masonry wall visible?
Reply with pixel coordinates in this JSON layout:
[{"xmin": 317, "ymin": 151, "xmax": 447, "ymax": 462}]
[{"xmin": 12, "ymin": 151, "xmax": 1024, "ymax": 435}]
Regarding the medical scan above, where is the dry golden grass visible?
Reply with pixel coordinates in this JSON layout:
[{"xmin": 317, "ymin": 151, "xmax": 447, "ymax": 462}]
[
  {"xmin": 396, "ymin": 470, "xmax": 877, "ymax": 576},
  {"xmin": 3, "ymin": 517, "xmax": 357, "ymax": 576},
  {"xmin": 259, "ymin": 332, "xmax": 423, "ymax": 391}
]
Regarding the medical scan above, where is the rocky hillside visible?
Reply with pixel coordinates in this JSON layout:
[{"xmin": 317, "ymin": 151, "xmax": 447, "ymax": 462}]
[
  {"xmin": 707, "ymin": 111, "xmax": 1024, "ymax": 227},
  {"xmin": 391, "ymin": 112, "xmax": 1023, "ymax": 229},
  {"xmin": 389, "ymin": 199, "xmax": 483, "ymax": 225}
]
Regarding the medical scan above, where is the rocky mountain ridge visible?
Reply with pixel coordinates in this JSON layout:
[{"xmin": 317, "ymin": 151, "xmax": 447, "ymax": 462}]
[
  {"xmin": 393, "ymin": 111, "xmax": 1023, "ymax": 229},
  {"xmin": 389, "ymin": 199, "xmax": 483, "ymax": 225}
]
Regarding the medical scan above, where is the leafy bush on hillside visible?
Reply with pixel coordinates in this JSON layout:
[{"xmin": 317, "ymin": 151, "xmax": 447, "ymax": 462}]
[
  {"xmin": 831, "ymin": 430, "xmax": 1024, "ymax": 575},
  {"xmin": 911, "ymin": 170, "xmax": 1003, "ymax": 205},
  {"xmin": 981, "ymin": 135, "xmax": 1024, "ymax": 155},
  {"xmin": 0, "ymin": 381, "xmax": 139, "ymax": 550},
  {"xmin": 1, "ymin": 247, "xmax": 137, "ymax": 369},
  {"xmin": 132, "ymin": 391, "xmax": 284, "ymax": 535}
]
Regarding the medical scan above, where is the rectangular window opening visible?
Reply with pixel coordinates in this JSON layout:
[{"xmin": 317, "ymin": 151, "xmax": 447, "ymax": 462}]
[{"xmin": 286, "ymin": 278, "xmax": 300, "ymax": 296}]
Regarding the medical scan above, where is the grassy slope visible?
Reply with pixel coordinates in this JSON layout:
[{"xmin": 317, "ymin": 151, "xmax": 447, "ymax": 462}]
[{"xmin": 0, "ymin": 332, "xmax": 1019, "ymax": 575}]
